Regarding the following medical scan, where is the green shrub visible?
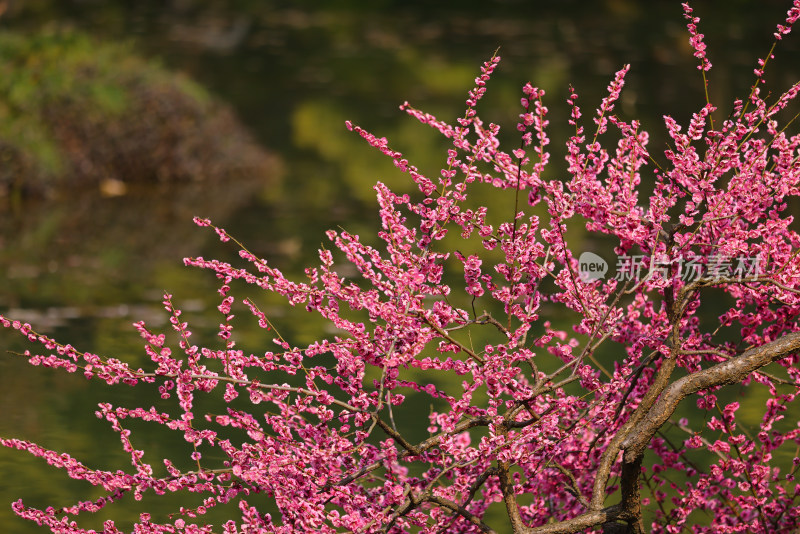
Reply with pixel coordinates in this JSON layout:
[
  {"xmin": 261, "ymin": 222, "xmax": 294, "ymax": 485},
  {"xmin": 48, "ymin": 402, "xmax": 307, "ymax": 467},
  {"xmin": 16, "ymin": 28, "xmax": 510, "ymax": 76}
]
[{"xmin": 0, "ymin": 28, "xmax": 273, "ymax": 196}]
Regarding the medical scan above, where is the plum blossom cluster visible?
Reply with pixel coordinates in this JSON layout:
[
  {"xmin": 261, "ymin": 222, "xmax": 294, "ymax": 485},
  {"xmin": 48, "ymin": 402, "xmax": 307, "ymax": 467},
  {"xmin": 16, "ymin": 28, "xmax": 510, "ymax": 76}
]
[
  {"xmin": 682, "ymin": 3, "xmax": 711, "ymax": 72},
  {"xmin": 4, "ymin": 2, "xmax": 800, "ymax": 533}
]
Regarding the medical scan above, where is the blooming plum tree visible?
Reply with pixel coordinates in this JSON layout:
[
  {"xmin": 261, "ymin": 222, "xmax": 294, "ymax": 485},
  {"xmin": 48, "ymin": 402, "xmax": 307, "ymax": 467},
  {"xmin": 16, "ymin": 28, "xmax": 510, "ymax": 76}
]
[{"xmin": 4, "ymin": 2, "xmax": 800, "ymax": 533}]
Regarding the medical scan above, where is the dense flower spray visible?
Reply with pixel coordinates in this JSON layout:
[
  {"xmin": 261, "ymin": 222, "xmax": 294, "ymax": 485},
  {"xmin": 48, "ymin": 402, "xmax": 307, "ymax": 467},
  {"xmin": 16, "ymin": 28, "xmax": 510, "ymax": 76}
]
[{"xmin": 4, "ymin": 2, "xmax": 800, "ymax": 533}]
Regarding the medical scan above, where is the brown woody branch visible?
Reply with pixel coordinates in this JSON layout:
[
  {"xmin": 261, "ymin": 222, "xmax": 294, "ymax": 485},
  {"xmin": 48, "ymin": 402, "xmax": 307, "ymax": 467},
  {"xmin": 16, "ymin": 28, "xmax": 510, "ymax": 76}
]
[
  {"xmin": 519, "ymin": 331, "xmax": 800, "ymax": 534},
  {"xmin": 621, "ymin": 331, "xmax": 800, "ymax": 458}
]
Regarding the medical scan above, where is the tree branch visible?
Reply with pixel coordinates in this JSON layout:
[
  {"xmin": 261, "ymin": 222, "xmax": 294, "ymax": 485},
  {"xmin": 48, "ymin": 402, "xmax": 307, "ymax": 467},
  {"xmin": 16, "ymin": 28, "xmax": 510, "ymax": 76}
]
[{"xmin": 622, "ymin": 331, "xmax": 800, "ymax": 459}]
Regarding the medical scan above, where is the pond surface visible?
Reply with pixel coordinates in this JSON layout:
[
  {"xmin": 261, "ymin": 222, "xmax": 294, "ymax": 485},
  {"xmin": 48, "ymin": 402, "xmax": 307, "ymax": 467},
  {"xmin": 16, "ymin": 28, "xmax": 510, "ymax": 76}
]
[{"xmin": 1, "ymin": 1, "xmax": 799, "ymax": 532}]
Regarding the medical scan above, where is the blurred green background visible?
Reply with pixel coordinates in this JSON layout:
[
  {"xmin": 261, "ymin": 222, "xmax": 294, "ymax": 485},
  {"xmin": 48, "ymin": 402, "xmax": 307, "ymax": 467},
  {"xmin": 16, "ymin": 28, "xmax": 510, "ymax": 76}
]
[{"xmin": 0, "ymin": 0, "xmax": 799, "ymax": 532}]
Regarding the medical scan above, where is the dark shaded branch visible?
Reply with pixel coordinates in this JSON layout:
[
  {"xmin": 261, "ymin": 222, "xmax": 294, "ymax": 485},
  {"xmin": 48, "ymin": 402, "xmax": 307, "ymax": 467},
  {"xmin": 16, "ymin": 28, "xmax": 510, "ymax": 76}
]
[
  {"xmin": 550, "ymin": 462, "xmax": 590, "ymax": 509},
  {"xmin": 426, "ymin": 494, "xmax": 497, "ymax": 533},
  {"xmin": 371, "ymin": 414, "xmax": 420, "ymax": 455},
  {"xmin": 330, "ymin": 414, "xmax": 491, "ymax": 488},
  {"xmin": 436, "ymin": 467, "xmax": 501, "ymax": 533},
  {"xmin": 413, "ymin": 310, "xmax": 485, "ymax": 364}
]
